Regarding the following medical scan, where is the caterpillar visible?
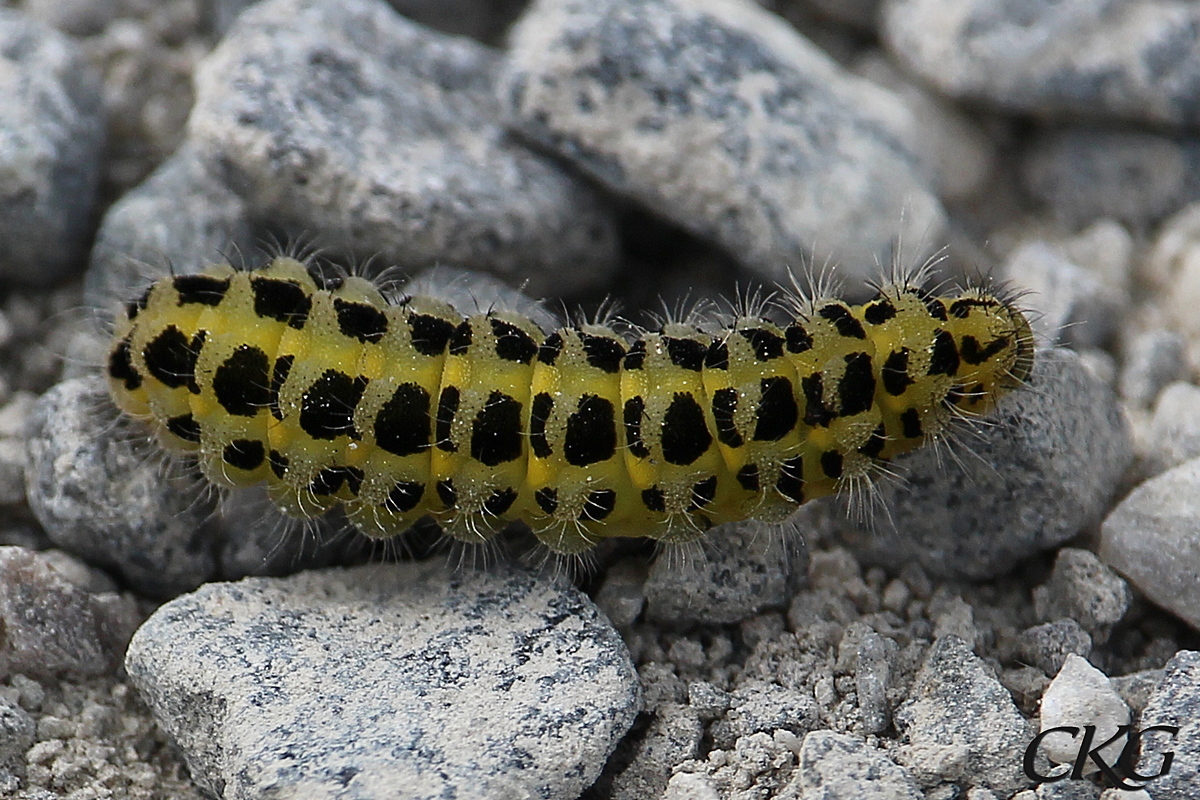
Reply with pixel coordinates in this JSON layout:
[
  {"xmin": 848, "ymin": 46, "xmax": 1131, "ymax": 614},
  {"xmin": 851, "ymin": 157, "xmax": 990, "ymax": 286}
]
[{"xmin": 104, "ymin": 256, "xmax": 1034, "ymax": 554}]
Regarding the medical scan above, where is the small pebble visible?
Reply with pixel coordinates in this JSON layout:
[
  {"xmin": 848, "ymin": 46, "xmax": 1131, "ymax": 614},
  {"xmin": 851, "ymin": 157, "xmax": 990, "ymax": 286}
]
[
  {"xmin": 643, "ymin": 519, "xmax": 806, "ymax": 626},
  {"xmin": 851, "ymin": 51, "xmax": 996, "ymax": 202},
  {"xmin": 24, "ymin": 0, "xmax": 117, "ymax": 36},
  {"xmin": 1110, "ymin": 668, "xmax": 1165, "ymax": 714},
  {"xmin": 1032, "ymin": 548, "xmax": 1131, "ymax": 642},
  {"xmin": 931, "ymin": 595, "xmax": 977, "ymax": 651},
  {"xmin": 1119, "ymin": 329, "xmax": 1186, "ymax": 408},
  {"xmin": 789, "ymin": 730, "xmax": 923, "ymax": 799},
  {"xmin": 0, "ymin": 546, "xmax": 140, "ymax": 679},
  {"xmin": 1038, "ymin": 655, "xmax": 1130, "ymax": 773},
  {"xmin": 687, "ymin": 681, "xmax": 731, "ymax": 722},
  {"xmin": 1059, "ymin": 219, "xmax": 1134, "ymax": 297},
  {"xmin": 1022, "ymin": 128, "xmax": 1200, "ymax": 229},
  {"xmin": 894, "ymin": 636, "xmax": 1033, "ymax": 796},
  {"xmin": 1100, "ymin": 458, "xmax": 1200, "ymax": 630},
  {"xmin": 11, "ymin": 674, "xmax": 45, "ymax": 712},
  {"xmin": 884, "ymin": 2, "xmax": 1200, "ymax": 127},
  {"xmin": 855, "ymin": 632, "xmax": 898, "ymax": 735},
  {"xmin": 606, "ymin": 703, "xmax": 703, "ymax": 800},
  {"xmin": 1003, "ymin": 240, "xmax": 1124, "ymax": 349},
  {"xmin": 1000, "ymin": 666, "xmax": 1051, "ymax": 717},
  {"xmin": 595, "ymin": 559, "xmax": 648, "ymax": 629},
  {"xmin": 0, "ymin": 696, "xmax": 35, "ymax": 767},
  {"xmin": 0, "ymin": 10, "xmax": 105, "ymax": 285},
  {"xmin": 36, "ymin": 549, "xmax": 119, "ymax": 595},
  {"xmin": 1146, "ymin": 382, "xmax": 1200, "ymax": 473},
  {"xmin": 1017, "ymin": 619, "xmax": 1093, "ymax": 677},
  {"xmin": 708, "ymin": 681, "xmax": 820, "ymax": 749}
]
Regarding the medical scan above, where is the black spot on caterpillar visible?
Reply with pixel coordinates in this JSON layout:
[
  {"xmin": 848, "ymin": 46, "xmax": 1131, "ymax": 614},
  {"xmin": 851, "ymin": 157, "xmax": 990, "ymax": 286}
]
[{"xmin": 106, "ymin": 257, "xmax": 1034, "ymax": 554}]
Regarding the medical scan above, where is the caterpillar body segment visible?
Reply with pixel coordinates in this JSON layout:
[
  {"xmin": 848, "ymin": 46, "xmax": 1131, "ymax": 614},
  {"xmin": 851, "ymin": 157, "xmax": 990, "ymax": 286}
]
[{"xmin": 106, "ymin": 257, "xmax": 1035, "ymax": 554}]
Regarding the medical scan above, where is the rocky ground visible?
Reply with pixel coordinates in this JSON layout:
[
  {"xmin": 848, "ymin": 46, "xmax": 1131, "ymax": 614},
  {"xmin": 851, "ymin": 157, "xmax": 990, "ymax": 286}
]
[{"xmin": 3, "ymin": 0, "xmax": 1200, "ymax": 798}]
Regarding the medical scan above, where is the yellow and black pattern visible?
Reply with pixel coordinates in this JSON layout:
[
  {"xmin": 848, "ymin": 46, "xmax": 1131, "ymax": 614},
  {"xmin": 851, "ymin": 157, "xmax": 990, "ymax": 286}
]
[{"xmin": 106, "ymin": 257, "xmax": 1035, "ymax": 553}]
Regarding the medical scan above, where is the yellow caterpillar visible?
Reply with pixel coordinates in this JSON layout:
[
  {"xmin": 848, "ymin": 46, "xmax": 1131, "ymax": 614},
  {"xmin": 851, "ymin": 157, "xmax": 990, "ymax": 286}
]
[{"xmin": 105, "ymin": 257, "xmax": 1034, "ymax": 554}]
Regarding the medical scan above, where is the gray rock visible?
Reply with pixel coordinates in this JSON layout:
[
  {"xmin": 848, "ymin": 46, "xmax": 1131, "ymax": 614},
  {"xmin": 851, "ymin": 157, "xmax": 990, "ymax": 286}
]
[
  {"xmin": 894, "ymin": 636, "xmax": 1033, "ymax": 796},
  {"xmin": 213, "ymin": 0, "xmax": 259, "ymax": 35},
  {"xmin": 1119, "ymin": 329, "xmax": 1186, "ymax": 408},
  {"xmin": 1003, "ymin": 241, "xmax": 1124, "ymax": 350},
  {"xmin": 1076, "ymin": 348, "xmax": 1118, "ymax": 390},
  {"xmin": 1110, "ymin": 668, "xmax": 1164, "ymax": 715},
  {"xmin": 852, "ymin": 51, "xmax": 996, "ymax": 203},
  {"xmin": 0, "ymin": 696, "xmax": 35, "ymax": 768},
  {"xmin": 125, "ymin": 562, "xmax": 639, "ymax": 800},
  {"xmin": 1100, "ymin": 458, "xmax": 1200, "ymax": 630},
  {"xmin": 660, "ymin": 768, "xmax": 722, "ymax": 798},
  {"xmin": 931, "ymin": 594, "xmax": 977, "ymax": 651},
  {"xmin": 0, "ymin": 388, "xmax": 37, "ymax": 440},
  {"xmin": 607, "ymin": 704, "xmax": 703, "ymax": 800},
  {"xmin": 663, "ymin": 730, "xmax": 803, "ymax": 799},
  {"xmin": 687, "ymin": 680, "xmax": 731, "ymax": 721},
  {"xmin": 189, "ymin": 0, "xmax": 619, "ymax": 298},
  {"xmin": 643, "ymin": 519, "xmax": 807, "ymax": 626},
  {"xmin": 0, "ymin": 10, "xmax": 105, "ymax": 285},
  {"xmin": 85, "ymin": 144, "xmax": 256, "ymax": 310},
  {"xmin": 1038, "ymin": 655, "xmax": 1130, "ymax": 775},
  {"xmin": 1001, "ymin": 666, "xmax": 1050, "ymax": 717},
  {"xmin": 0, "ymin": 546, "xmax": 141, "ymax": 679},
  {"xmin": 1057, "ymin": 219, "xmax": 1135, "ymax": 300},
  {"xmin": 1146, "ymin": 382, "xmax": 1200, "ymax": 473},
  {"xmin": 639, "ymin": 662, "xmax": 689, "ymax": 712},
  {"xmin": 883, "ymin": 0, "xmax": 1200, "ymax": 127},
  {"xmin": 1147, "ymin": 206, "xmax": 1200, "ymax": 373},
  {"xmin": 1145, "ymin": 201, "xmax": 1200, "ymax": 294},
  {"xmin": 595, "ymin": 558, "xmax": 648, "ymax": 629},
  {"xmin": 36, "ymin": 548, "xmax": 119, "ymax": 595},
  {"xmin": 25, "ymin": 377, "xmax": 219, "ymax": 598},
  {"xmin": 788, "ymin": 589, "xmax": 857, "ymax": 647},
  {"xmin": 969, "ymin": 789, "xmax": 1002, "ymax": 800},
  {"xmin": 842, "ymin": 348, "xmax": 1132, "ymax": 580},
  {"xmin": 789, "ymin": 730, "xmax": 922, "ymax": 800},
  {"xmin": 808, "ymin": 546, "xmax": 868, "ymax": 602},
  {"xmin": 0, "ymin": 438, "xmax": 24, "ymax": 508},
  {"xmin": 1134, "ymin": 650, "xmax": 1200, "ymax": 799},
  {"xmin": 710, "ymin": 680, "xmax": 821, "ymax": 749},
  {"xmin": 1032, "ymin": 548, "xmax": 1131, "ymax": 642},
  {"xmin": 1037, "ymin": 783, "xmax": 1102, "ymax": 800},
  {"xmin": 25, "ymin": 377, "xmax": 369, "ymax": 595},
  {"xmin": 1016, "ymin": 620, "xmax": 1093, "ymax": 677},
  {"xmin": 926, "ymin": 781, "xmax": 970, "ymax": 800},
  {"xmin": 23, "ymin": 0, "xmax": 116, "ymax": 37},
  {"xmin": 502, "ymin": 0, "xmax": 946, "ymax": 289},
  {"xmin": 855, "ymin": 631, "xmax": 898, "ymax": 735},
  {"xmin": 835, "ymin": 620, "xmax": 876, "ymax": 674},
  {"xmin": 1022, "ymin": 128, "xmax": 1200, "ymax": 230}
]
